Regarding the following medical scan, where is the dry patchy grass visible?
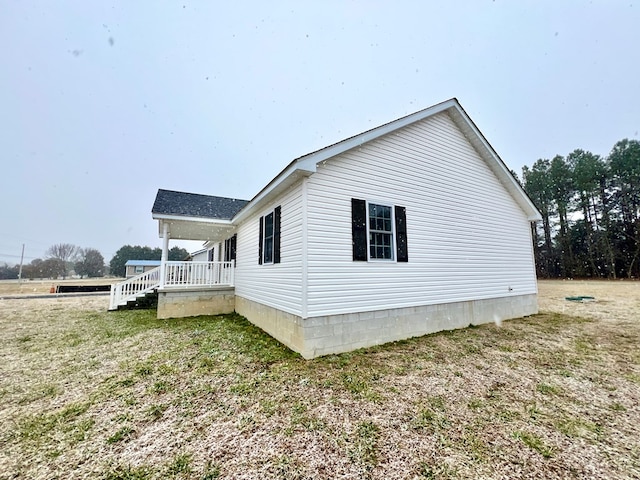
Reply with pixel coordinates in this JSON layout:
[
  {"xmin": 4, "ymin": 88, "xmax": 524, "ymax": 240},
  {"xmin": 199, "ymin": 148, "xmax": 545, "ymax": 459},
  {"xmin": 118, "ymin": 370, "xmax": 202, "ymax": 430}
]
[{"xmin": 0, "ymin": 281, "xmax": 638, "ymax": 479}]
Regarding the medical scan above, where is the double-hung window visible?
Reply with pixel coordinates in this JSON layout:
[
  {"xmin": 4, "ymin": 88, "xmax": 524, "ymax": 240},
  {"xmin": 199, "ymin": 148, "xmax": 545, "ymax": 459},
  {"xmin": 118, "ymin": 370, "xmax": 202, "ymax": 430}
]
[
  {"xmin": 351, "ymin": 198, "xmax": 408, "ymax": 262},
  {"xmin": 368, "ymin": 203, "xmax": 394, "ymax": 260},
  {"xmin": 258, "ymin": 206, "xmax": 281, "ymax": 265}
]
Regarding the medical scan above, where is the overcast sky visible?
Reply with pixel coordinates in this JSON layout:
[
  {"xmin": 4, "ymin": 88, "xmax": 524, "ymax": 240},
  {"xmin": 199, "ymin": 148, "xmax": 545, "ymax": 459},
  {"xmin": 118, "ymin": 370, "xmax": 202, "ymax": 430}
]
[{"xmin": 1, "ymin": 1, "xmax": 638, "ymax": 265}]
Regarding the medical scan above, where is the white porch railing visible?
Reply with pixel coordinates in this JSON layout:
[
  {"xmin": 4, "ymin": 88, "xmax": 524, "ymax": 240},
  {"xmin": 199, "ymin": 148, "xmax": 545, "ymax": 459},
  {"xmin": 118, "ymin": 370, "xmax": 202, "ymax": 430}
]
[
  {"xmin": 163, "ymin": 260, "xmax": 235, "ymax": 288},
  {"xmin": 109, "ymin": 261, "xmax": 234, "ymax": 311},
  {"xmin": 109, "ymin": 266, "xmax": 161, "ymax": 310}
]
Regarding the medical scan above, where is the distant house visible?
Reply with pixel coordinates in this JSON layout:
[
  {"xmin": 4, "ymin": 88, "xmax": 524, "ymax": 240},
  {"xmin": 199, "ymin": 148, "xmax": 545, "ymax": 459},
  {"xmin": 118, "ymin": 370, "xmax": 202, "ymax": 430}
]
[
  {"xmin": 111, "ymin": 98, "xmax": 541, "ymax": 359},
  {"xmin": 124, "ymin": 260, "xmax": 161, "ymax": 278}
]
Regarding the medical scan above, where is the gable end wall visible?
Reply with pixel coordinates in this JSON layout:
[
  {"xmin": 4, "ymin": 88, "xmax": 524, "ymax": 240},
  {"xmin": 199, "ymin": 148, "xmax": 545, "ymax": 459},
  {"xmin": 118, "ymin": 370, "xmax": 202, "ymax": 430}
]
[{"xmin": 304, "ymin": 111, "xmax": 537, "ymax": 318}]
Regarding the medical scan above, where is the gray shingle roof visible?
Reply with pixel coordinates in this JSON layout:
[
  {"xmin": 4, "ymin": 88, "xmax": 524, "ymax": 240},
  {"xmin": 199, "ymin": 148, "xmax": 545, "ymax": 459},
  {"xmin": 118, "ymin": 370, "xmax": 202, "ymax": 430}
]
[{"xmin": 152, "ymin": 189, "xmax": 249, "ymax": 220}]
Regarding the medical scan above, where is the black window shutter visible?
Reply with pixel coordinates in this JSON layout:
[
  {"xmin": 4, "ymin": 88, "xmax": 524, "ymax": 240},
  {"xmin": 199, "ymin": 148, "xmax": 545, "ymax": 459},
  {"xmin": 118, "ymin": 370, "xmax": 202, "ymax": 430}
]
[
  {"xmin": 231, "ymin": 234, "xmax": 237, "ymax": 262},
  {"xmin": 258, "ymin": 216, "xmax": 264, "ymax": 265},
  {"xmin": 208, "ymin": 248, "xmax": 214, "ymax": 262},
  {"xmin": 395, "ymin": 205, "xmax": 408, "ymax": 262},
  {"xmin": 273, "ymin": 206, "xmax": 281, "ymax": 264},
  {"xmin": 351, "ymin": 198, "xmax": 367, "ymax": 261}
]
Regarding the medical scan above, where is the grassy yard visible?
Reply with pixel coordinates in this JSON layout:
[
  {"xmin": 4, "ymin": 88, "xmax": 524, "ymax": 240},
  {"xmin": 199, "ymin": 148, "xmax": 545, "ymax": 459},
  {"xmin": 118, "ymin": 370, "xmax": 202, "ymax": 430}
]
[{"xmin": 0, "ymin": 282, "xmax": 639, "ymax": 479}]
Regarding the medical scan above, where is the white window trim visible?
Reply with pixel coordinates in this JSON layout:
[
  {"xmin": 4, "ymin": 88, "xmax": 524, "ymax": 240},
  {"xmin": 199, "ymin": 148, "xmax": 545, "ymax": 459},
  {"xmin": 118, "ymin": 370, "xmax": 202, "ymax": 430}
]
[{"xmin": 366, "ymin": 200, "xmax": 396, "ymax": 262}]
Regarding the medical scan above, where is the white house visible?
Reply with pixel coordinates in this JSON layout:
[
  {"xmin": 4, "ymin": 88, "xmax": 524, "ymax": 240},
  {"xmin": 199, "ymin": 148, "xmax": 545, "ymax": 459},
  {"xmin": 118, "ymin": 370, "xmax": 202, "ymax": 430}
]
[{"xmin": 111, "ymin": 98, "xmax": 541, "ymax": 358}]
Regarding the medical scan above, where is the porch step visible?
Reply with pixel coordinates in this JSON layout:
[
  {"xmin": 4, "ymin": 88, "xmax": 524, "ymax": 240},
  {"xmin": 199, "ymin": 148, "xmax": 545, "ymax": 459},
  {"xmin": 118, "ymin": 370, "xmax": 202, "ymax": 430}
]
[{"xmin": 113, "ymin": 290, "xmax": 158, "ymax": 311}]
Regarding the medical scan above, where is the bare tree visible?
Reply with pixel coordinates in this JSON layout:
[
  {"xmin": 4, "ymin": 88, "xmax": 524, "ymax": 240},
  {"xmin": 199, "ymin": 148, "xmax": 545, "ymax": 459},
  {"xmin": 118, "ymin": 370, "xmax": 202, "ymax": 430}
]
[{"xmin": 46, "ymin": 243, "xmax": 80, "ymax": 279}]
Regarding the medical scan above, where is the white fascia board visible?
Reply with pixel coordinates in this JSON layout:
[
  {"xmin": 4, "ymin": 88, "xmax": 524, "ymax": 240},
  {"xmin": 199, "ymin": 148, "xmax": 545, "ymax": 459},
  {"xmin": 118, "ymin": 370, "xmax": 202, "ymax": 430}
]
[{"xmin": 152, "ymin": 213, "xmax": 234, "ymax": 225}]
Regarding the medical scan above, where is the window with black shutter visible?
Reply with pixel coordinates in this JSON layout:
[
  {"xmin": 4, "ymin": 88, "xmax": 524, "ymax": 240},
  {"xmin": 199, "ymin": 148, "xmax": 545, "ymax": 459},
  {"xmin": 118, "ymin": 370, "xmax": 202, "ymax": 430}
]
[
  {"xmin": 352, "ymin": 198, "xmax": 408, "ymax": 262},
  {"xmin": 259, "ymin": 207, "xmax": 281, "ymax": 265}
]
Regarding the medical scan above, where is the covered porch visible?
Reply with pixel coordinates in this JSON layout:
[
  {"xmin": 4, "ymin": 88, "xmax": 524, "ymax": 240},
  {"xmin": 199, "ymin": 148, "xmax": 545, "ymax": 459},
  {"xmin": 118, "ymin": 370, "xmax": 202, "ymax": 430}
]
[
  {"xmin": 109, "ymin": 190, "xmax": 247, "ymax": 314},
  {"xmin": 108, "ymin": 259, "xmax": 235, "ymax": 311}
]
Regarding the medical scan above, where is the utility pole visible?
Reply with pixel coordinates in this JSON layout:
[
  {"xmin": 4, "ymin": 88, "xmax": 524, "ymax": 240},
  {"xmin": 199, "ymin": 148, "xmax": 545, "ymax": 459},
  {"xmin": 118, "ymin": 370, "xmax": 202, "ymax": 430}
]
[{"xmin": 18, "ymin": 243, "xmax": 25, "ymax": 282}]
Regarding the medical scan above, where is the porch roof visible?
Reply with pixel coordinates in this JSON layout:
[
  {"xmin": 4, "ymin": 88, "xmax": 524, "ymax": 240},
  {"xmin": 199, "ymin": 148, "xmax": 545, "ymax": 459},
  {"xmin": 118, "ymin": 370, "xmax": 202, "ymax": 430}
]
[
  {"xmin": 152, "ymin": 189, "xmax": 248, "ymax": 242},
  {"xmin": 152, "ymin": 189, "xmax": 248, "ymax": 219}
]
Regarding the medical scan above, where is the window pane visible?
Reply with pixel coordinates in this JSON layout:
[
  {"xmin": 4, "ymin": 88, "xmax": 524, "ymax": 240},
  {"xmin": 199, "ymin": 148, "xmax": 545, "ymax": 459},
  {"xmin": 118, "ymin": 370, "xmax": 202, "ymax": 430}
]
[
  {"xmin": 263, "ymin": 212, "xmax": 274, "ymax": 263},
  {"xmin": 265, "ymin": 212, "xmax": 273, "ymax": 237},
  {"xmin": 264, "ymin": 238, "xmax": 273, "ymax": 263},
  {"xmin": 369, "ymin": 231, "xmax": 393, "ymax": 259}
]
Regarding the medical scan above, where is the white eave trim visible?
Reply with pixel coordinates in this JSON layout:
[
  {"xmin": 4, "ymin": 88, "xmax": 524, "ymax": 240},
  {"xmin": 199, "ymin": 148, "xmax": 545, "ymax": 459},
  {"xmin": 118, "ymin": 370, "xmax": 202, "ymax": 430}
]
[{"xmin": 152, "ymin": 213, "xmax": 234, "ymax": 225}]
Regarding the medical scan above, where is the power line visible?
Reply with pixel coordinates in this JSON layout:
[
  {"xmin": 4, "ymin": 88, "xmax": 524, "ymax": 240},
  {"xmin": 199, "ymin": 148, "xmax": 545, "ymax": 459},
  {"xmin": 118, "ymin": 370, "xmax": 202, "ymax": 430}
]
[{"xmin": 0, "ymin": 252, "xmax": 39, "ymax": 260}]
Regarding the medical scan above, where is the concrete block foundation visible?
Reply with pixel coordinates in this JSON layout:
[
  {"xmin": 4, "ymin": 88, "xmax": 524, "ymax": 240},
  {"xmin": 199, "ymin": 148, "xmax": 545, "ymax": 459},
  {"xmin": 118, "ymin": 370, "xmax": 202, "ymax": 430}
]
[
  {"xmin": 235, "ymin": 294, "xmax": 538, "ymax": 359},
  {"xmin": 157, "ymin": 286, "xmax": 235, "ymax": 319}
]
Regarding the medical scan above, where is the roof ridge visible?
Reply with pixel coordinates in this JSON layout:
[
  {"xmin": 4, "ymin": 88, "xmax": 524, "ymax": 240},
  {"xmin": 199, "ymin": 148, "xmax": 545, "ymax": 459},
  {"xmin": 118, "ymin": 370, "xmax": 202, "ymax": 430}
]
[{"xmin": 156, "ymin": 188, "xmax": 249, "ymax": 203}]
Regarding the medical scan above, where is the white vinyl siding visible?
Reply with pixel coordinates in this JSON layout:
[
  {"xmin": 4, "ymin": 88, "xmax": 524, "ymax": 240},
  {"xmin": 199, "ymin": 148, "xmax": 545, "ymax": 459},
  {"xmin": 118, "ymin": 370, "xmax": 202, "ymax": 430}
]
[
  {"xmin": 305, "ymin": 111, "xmax": 537, "ymax": 317},
  {"xmin": 234, "ymin": 182, "xmax": 304, "ymax": 316}
]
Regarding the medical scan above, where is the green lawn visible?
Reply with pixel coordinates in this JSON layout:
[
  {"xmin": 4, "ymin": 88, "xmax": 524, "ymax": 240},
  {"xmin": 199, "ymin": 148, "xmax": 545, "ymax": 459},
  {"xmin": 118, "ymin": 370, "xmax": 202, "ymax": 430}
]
[{"xmin": 1, "ymin": 300, "xmax": 639, "ymax": 479}]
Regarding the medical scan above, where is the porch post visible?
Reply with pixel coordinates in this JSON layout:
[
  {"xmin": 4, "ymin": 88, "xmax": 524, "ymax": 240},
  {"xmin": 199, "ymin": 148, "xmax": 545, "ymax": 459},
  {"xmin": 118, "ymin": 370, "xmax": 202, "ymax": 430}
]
[{"xmin": 160, "ymin": 222, "xmax": 169, "ymax": 287}]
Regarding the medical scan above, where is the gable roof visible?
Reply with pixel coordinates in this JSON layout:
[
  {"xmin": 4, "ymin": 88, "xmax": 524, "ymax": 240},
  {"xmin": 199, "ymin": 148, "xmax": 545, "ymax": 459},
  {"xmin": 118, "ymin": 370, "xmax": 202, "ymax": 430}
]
[
  {"xmin": 233, "ymin": 98, "xmax": 542, "ymax": 223},
  {"xmin": 152, "ymin": 189, "xmax": 249, "ymax": 220}
]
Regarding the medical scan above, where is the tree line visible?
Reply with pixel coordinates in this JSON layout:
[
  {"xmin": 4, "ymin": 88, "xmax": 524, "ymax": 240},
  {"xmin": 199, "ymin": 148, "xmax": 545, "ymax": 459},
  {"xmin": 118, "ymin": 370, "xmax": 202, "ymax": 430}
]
[
  {"xmin": 521, "ymin": 138, "xmax": 640, "ymax": 279},
  {"xmin": 0, "ymin": 244, "xmax": 189, "ymax": 280},
  {"xmin": 108, "ymin": 245, "xmax": 189, "ymax": 277},
  {"xmin": 0, "ymin": 244, "xmax": 105, "ymax": 280}
]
